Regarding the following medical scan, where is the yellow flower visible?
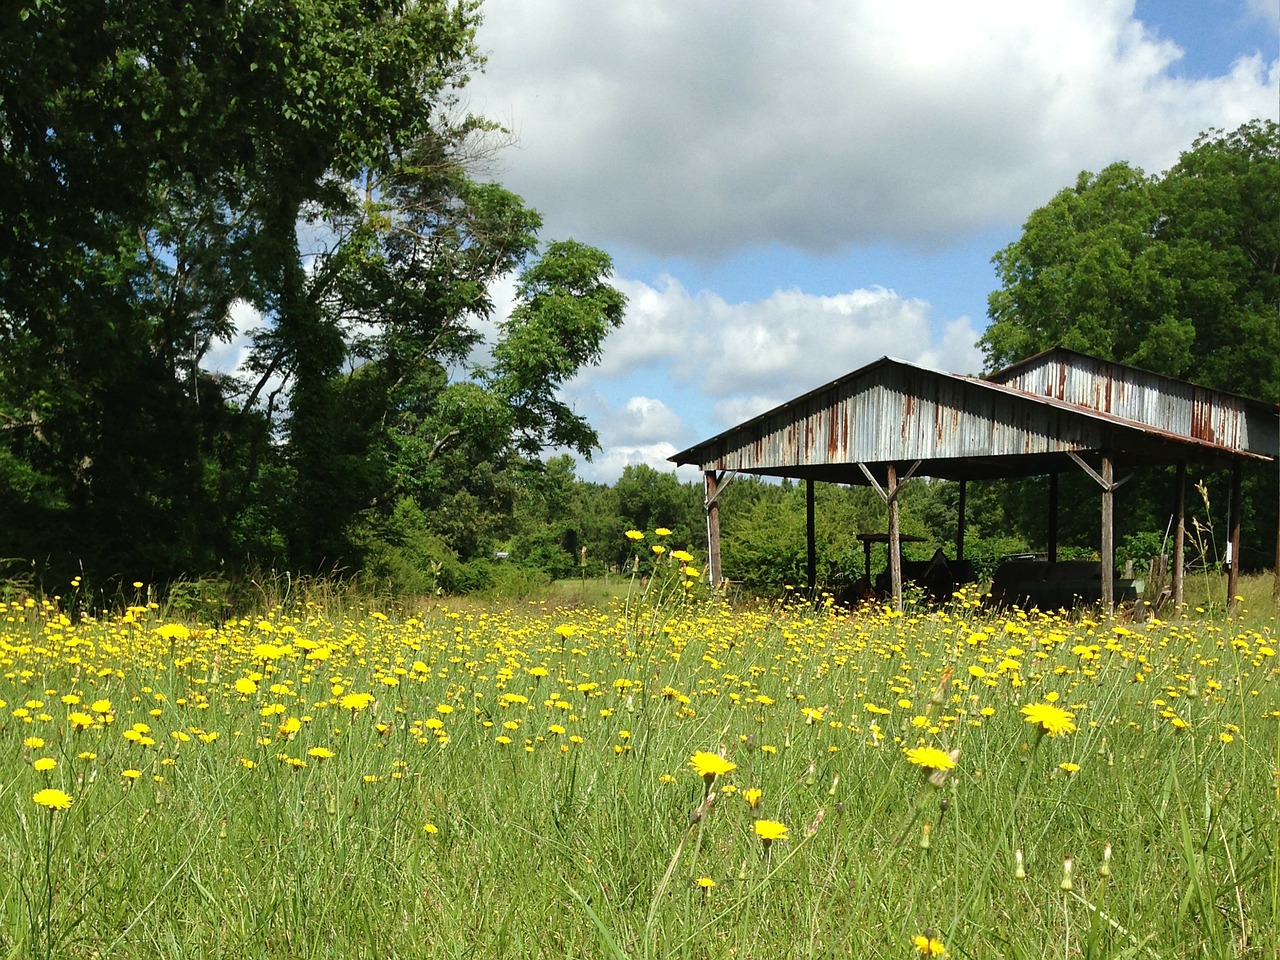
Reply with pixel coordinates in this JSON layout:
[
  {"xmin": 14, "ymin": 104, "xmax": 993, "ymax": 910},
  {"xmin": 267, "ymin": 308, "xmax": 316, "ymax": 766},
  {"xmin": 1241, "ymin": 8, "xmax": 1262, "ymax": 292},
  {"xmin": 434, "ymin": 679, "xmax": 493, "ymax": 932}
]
[
  {"xmin": 625, "ymin": 530, "xmax": 644, "ymax": 541},
  {"xmin": 1021, "ymin": 702, "xmax": 1076, "ymax": 738},
  {"xmin": 339, "ymin": 692, "xmax": 375, "ymax": 712},
  {"xmin": 252, "ymin": 642, "xmax": 284, "ymax": 660},
  {"xmin": 754, "ymin": 819, "xmax": 789, "ymax": 844},
  {"xmin": 68, "ymin": 711, "xmax": 94, "ymax": 731},
  {"xmin": 307, "ymin": 747, "xmax": 334, "ymax": 760},
  {"xmin": 23, "ymin": 736, "xmax": 44, "ymax": 749},
  {"xmin": 689, "ymin": 750, "xmax": 736, "ymax": 783},
  {"xmin": 671, "ymin": 550, "xmax": 694, "ymax": 563},
  {"xmin": 33, "ymin": 788, "xmax": 73, "ymax": 811},
  {"xmin": 695, "ymin": 876, "xmax": 715, "ymax": 889},
  {"xmin": 233, "ymin": 677, "xmax": 259, "ymax": 695},
  {"xmin": 912, "ymin": 934, "xmax": 947, "ymax": 957},
  {"xmin": 32, "ymin": 757, "xmax": 56, "ymax": 772},
  {"xmin": 742, "ymin": 787, "xmax": 763, "ymax": 809},
  {"xmin": 904, "ymin": 746, "xmax": 956, "ymax": 771},
  {"xmin": 423, "ymin": 822, "xmax": 439, "ymax": 834},
  {"xmin": 655, "ymin": 527, "xmax": 672, "ymax": 537}
]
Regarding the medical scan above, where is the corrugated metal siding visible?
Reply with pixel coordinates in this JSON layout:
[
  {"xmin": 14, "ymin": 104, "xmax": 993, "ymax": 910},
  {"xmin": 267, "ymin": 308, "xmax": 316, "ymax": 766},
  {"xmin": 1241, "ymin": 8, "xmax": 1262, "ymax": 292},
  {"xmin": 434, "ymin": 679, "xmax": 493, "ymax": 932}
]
[
  {"xmin": 674, "ymin": 352, "xmax": 1279, "ymax": 473},
  {"xmin": 697, "ymin": 366, "xmax": 1115, "ymax": 472},
  {"xmin": 990, "ymin": 352, "xmax": 1276, "ymax": 456}
]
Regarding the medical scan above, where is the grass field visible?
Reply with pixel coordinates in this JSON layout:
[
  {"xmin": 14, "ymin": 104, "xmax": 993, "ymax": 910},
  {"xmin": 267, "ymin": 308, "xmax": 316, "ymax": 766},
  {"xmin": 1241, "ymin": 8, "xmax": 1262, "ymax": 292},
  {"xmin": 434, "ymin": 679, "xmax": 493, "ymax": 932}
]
[{"xmin": 1, "ymin": 556, "xmax": 1277, "ymax": 958}]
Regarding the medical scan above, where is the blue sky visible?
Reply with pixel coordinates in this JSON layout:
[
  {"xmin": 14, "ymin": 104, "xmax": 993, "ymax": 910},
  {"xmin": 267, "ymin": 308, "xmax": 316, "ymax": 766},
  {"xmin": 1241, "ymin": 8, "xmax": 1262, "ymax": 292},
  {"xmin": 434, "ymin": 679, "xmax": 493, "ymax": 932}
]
[
  {"xmin": 453, "ymin": 0, "xmax": 1278, "ymax": 483},
  {"xmin": 197, "ymin": 1, "xmax": 1278, "ymax": 483}
]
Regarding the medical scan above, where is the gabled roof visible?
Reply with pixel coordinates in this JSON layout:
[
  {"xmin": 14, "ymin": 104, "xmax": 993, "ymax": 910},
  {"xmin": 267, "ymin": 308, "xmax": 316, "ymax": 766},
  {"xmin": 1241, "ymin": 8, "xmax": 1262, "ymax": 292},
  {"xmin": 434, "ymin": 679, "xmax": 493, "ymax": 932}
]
[{"xmin": 670, "ymin": 352, "xmax": 1277, "ymax": 483}]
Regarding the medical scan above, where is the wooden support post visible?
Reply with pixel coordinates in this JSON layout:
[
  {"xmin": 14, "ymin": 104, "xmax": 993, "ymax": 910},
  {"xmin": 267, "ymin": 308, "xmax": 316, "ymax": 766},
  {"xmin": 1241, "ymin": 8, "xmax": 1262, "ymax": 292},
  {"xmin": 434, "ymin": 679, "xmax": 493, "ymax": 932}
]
[
  {"xmin": 1173, "ymin": 461, "xmax": 1186, "ymax": 610},
  {"xmin": 1048, "ymin": 472, "xmax": 1060, "ymax": 563},
  {"xmin": 955, "ymin": 479, "xmax": 967, "ymax": 563},
  {"xmin": 887, "ymin": 463, "xmax": 903, "ymax": 613},
  {"xmin": 1067, "ymin": 451, "xmax": 1132, "ymax": 616},
  {"xmin": 705, "ymin": 471, "xmax": 722, "ymax": 588},
  {"xmin": 1228, "ymin": 461, "xmax": 1242, "ymax": 612},
  {"xmin": 806, "ymin": 479, "xmax": 816, "ymax": 595},
  {"xmin": 1101, "ymin": 455, "xmax": 1114, "ymax": 612}
]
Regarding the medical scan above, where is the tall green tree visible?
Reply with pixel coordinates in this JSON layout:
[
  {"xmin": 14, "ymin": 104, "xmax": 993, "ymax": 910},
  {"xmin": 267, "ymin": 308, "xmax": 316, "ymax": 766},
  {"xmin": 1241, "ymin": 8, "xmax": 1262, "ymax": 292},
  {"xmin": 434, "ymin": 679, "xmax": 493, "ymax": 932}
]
[
  {"xmin": 0, "ymin": 0, "xmax": 631, "ymax": 587},
  {"xmin": 980, "ymin": 120, "xmax": 1279, "ymax": 569},
  {"xmin": 982, "ymin": 120, "xmax": 1279, "ymax": 395},
  {"xmin": 322, "ymin": 156, "xmax": 626, "ymax": 574}
]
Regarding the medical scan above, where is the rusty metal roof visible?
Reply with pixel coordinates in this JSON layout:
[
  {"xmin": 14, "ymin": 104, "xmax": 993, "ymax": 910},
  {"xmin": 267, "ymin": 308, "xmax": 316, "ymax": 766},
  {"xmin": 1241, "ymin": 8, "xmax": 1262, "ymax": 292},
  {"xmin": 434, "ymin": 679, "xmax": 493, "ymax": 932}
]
[
  {"xmin": 985, "ymin": 347, "xmax": 1277, "ymax": 457},
  {"xmin": 669, "ymin": 352, "xmax": 1278, "ymax": 482}
]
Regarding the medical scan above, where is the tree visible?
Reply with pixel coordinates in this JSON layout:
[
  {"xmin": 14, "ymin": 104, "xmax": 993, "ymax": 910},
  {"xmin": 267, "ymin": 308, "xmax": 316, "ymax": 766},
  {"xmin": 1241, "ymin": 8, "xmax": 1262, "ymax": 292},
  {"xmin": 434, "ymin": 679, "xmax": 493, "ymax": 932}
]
[
  {"xmin": 612, "ymin": 465, "xmax": 703, "ymax": 567},
  {"xmin": 982, "ymin": 120, "xmax": 1279, "ymax": 395},
  {"xmin": 323, "ymin": 172, "xmax": 626, "ymax": 575},
  {"xmin": 980, "ymin": 120, "xmax": 1279, "ymax": 570},
  {"xmin": 0, "ymin": 1, "xmax": 629, "ymax": 587}
]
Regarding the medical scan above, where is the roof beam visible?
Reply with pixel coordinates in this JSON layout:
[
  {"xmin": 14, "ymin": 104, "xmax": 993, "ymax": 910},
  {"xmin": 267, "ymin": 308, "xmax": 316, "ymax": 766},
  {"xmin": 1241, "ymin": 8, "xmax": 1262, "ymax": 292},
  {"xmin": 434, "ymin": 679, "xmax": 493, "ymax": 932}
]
[{"xmin": 857, "ymin": 460, "xmax": 922, "ymax": 504}]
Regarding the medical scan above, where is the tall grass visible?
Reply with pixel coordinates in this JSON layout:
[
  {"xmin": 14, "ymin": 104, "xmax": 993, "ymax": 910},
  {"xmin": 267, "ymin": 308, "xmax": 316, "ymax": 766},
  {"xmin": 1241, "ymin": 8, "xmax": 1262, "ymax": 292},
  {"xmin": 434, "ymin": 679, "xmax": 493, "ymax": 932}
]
[{"xmin": 0, "ymin": 563, "xmax": 1275, "ymax": 957}]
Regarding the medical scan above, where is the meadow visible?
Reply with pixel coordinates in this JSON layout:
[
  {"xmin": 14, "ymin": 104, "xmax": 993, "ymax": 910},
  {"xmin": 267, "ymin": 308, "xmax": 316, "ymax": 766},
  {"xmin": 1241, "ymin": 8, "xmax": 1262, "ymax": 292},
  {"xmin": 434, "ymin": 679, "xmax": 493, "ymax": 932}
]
[{"xmin": 1, "ymin": 542, "xmax": 1276, "ymax": 959}]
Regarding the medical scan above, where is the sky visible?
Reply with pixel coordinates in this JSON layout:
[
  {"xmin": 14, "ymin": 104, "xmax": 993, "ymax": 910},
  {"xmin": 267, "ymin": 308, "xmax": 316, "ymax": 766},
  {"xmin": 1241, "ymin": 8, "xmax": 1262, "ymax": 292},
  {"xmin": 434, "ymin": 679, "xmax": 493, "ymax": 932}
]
[{"xmin": 447, "ymin": 0, "xmax": 1278, "ymax": 483}]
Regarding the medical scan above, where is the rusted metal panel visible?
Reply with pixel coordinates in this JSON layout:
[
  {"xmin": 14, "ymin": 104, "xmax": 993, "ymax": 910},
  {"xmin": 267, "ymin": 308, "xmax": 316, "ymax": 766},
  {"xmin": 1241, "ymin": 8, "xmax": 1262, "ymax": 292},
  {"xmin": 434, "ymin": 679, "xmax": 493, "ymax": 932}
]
[
  {"xmin": 681, "ymin": 363, "xmax": 1119, "ymax": 472},
  {"xmin": 988, "ymin": 348, "xmax": 1276, "ymax": 457},
  {"xmin": 672, "ymin": 351, "xmax": 1278, "ymax": 476}
]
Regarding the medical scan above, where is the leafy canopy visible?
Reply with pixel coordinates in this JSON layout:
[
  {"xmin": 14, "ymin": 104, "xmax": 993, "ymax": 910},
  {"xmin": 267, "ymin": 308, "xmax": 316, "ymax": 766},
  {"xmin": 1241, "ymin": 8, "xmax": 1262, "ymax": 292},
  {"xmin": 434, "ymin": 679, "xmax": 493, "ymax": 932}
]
[{"xmin": 981, "ymin": 119, "xmax": 1279, "ymax": 403}]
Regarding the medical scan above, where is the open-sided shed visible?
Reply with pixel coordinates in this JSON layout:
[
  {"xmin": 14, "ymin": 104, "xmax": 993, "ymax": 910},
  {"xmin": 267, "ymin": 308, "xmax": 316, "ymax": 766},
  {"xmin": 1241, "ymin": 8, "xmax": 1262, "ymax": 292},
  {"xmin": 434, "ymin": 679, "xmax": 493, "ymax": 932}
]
[{"xmin": 670, "ymin": 348, "xmax": 1279, "ymax": 611}]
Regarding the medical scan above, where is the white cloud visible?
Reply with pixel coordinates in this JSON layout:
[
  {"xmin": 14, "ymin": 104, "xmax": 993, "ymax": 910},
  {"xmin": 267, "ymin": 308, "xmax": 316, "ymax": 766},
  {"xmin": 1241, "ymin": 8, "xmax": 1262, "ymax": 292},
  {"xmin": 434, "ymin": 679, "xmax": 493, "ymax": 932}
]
[
  {"xmin": 466, "ymin": 0, "xmax": 1278, "ymax": 259},
  {"xmin": 202, "ymin": 299, "xmax": 260, "ymax": 377},
  {"xmin": 561, "ymin": 275, "xmax": 986, "ymax": 475},
  {"xmin": 608, "ymin": 396, "xmax": 685, "ymax": 445},
  {"xmin": 710, "ymin": 395, "xmax": 782, "ymax": 430},
  {"xmin": 576, "ymin": 442, "xmax": 702, "ymax": 484},
  {"xmin": 588, "ymin": 275, "xmax": 698, "ymax": 376},
  {"xmin": 572, "ymin": 276, "xmax": 984, "ymax": 404}
]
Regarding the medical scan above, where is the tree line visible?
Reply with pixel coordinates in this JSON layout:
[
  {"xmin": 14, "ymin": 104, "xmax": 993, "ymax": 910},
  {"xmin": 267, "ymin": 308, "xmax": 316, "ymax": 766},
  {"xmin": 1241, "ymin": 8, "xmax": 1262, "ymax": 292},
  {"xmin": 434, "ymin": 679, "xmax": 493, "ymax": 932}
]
[{"xmin": 0, "ymin": 2, "xmax": 1274, "ymax": 597}]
